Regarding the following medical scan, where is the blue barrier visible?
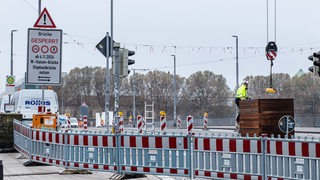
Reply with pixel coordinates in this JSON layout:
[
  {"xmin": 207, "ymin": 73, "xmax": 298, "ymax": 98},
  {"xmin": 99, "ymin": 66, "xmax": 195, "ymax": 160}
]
[{"xmin": 13, "ymin": 120, "xmax": 320, "ymax": 179}]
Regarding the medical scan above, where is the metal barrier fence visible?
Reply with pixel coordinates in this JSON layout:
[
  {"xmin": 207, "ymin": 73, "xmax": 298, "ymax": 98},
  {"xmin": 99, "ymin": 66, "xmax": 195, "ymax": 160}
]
[{"xmin": 13, "ymin": 120, "xmax": 320, "ymax": 179}]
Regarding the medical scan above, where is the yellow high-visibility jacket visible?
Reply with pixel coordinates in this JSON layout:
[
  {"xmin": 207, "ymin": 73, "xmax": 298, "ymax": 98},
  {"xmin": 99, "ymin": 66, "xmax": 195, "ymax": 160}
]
[{"xmin": 236, "ymin": 84, "xmax": 248, "ymax": 100}]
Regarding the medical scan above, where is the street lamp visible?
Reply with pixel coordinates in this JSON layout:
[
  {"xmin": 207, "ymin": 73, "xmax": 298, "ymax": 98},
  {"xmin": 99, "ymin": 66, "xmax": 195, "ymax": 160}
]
[
  {"xmin": 171, "ymin": 55, "xmax": 177, "ymax": 127},
  {"xmin": 232, "ymin": 35, "xmax": 239, "ymax": 89},
  {"xmin": 11, "ymin": 30, "xmax": 18, "ymax": 76}
]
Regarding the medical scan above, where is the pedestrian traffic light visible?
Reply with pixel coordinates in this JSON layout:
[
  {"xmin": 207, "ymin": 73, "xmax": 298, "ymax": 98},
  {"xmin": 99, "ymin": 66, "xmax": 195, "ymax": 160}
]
[
  {"xmin": 120, "ymin": 48, "xmax": 135, "ymax": 77},
  {"xmin": 308, "ymin": 51, "xmax": 320, "ymax": 76}
]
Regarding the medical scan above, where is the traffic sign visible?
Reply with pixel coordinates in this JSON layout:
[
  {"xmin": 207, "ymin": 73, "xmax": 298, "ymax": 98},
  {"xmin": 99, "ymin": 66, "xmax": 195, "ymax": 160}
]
[
  {"xmin": 5, "ymin": 75, "xmax": 15, "ymax": 95},
  {"xmin": 278, "ymin": 115, "xmax": 295, "ymax": 133},
  {"xmin": 6, "ymin": 75, "xmax": 15, "ymax": 86},
  {"xmin": 265, "ymin": 41, "xmax": 278, "ymax": 60},
  {"xmin": 26, "ymin": 28, "xmax": 62, "ymax": 85},
  {"xmin": 80, "ymin": 103, "xmax": 89, "ymax": 116},
  {"xmin": 96, "ymin": 35, "xmax": 113, "ymax": 57},
  {"xmin": 33, "ymin": 8, "xmax": 56, "ymax": 28}
]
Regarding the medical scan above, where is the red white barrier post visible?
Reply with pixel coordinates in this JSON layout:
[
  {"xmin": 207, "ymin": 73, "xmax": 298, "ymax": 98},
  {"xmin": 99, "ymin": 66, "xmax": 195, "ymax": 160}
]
[
  {"xmin": 137, "ymin": 115, "xmax": 143, "ymax": 133},
  {"xmin": 119, "ymin": 112, "xmax": 124, "ymax": 133},
  {"xmin": 129, "ymin": 115, "xmax": 132, "ymax": 127},
  {"xmin": 67, "ymin": 115, "xmax": 71, "ymax": 129},
  {"xmin": 83, "ymin": 115, "xmax": 88, "ymax": 130},
  {"xmin": 177, "ymin": 115, "xmax": 181, "ymax": 128},
  {"xmin": 160, "ymin": 111, "xmax": 167, "ymax": 135},
  {"xmin": 203, "ymin": 112, "xmax": 208, "ymax": 130},
  {"xmin": 187, "ymin": 115, "xmax": 193, "ymax": 135}
]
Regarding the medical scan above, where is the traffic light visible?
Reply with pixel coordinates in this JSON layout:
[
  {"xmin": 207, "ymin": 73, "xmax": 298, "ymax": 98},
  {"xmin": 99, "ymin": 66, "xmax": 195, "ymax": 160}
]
[
  {"xmin": 308, "ymin": 51, "xmax": 320, "ymax": 76},
  {"xmin": 120, "ymin": 48, "xmax": 135, "ymax": 77}
]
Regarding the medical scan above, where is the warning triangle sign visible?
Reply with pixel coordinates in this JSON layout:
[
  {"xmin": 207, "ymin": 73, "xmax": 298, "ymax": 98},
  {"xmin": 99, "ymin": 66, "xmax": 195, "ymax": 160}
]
[{"xmin": 33, "ymin": 8, "xmax": 56, "ymax": 28}]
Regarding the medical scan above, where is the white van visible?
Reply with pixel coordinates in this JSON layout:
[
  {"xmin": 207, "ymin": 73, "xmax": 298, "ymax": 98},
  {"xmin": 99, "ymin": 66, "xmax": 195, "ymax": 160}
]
[
  {"xmin": 10, "ymin": 89, "xmax": 59, "ymax": 120},
  {"xmin": 0, "ymin": 94, "xmax": 9, "ymax": 113}
]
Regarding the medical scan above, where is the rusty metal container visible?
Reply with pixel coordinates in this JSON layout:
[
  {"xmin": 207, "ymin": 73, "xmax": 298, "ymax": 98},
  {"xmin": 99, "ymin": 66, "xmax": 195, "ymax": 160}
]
[{"xmin": 239, "ymin": 98, "xmax": 294, "ymax": 137}]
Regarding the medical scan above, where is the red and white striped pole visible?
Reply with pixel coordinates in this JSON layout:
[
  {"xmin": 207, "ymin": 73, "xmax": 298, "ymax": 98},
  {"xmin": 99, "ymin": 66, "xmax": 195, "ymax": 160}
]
[
  {"xmin": 83, "ymin": 115, "xmax": 88, "ymax": 130},
  {"xmin": 177, "ymin": 115, "xmax": 181, "ymax": 128},
  {"xmin": 160, "ymin": 111, "xmax": 167, "ymax": 135},
  {"xmin": 187, "ymin": 115, "xmax": 193, "ymax": 135},
  {"xmin": 137, "ymin": 115, "xmax": 143, "ymax": 133},
  {"xmin": 203, "ymin": 112, "xmax": 208, "ymax": 130},
  {"xmin": 67, "ymin": 115, "xmax": 71, "ymax": 129},
  {"xmin": 119, "ymin": 112, "xmax": 124, "ymax": 133},
  {"xmin": 129, "ymin": 116, "xmax": 132, "ymax": 127}
]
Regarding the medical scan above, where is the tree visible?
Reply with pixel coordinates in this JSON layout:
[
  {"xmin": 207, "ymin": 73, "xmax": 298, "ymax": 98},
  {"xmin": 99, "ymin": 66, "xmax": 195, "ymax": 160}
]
[
  {"xmin": 246, "ymin": 73, "xmax": 292, "ymax": 99},
  {"xmin": 181, "ymin": 71, "xmax": 232, "ymax": 117},
  {"xmin": 292, "ymin": 73, "xmax": 320, "ymax": 113}
]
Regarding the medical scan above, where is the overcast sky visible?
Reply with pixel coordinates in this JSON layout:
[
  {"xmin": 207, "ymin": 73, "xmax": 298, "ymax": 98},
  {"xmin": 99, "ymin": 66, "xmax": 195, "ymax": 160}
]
[{"xmin": 1, "ymin": 0, "xmax": 320, "ymax": 92}]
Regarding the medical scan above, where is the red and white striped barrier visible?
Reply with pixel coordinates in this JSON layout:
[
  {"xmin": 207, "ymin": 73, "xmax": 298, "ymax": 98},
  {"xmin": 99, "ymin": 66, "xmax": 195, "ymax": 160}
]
[
  {"xmin": 194, "ymin": 137, "xmax": 261, "ymax": 153},
  {"xmin": 119, "ymin": 116, "xmax": 124, "ymax": 133},
  {"xmin": 67, "ymin": 116, "xmax": 71, "ymax": 128},
  {"xmin": 187, "ymin": 115, "xmax": 193, "ymax": 135},
  {"xmin": 137, "ymin": 115, "xmax": 143, "ymax": 133},
  {"xmin": 194, "ymin": 171, "xmax": 261, "ymax": 180},
  {"xmin": 129, "ymin": 116, "xmax": 132, "ymax": 127},
  {"xmin": 177, "ymin": 115, "xmax": 181, "ymax": 128},
  {"xmin": 121, "ymin": 134, "xmax": 189, "ymax": 175},
  {"xmin": 68, "ymin": 134, "xmax": 116, "ymax": 147},
  {"xmin": 32, "ymin": 130, "xmax": 65, "ymax": 144},
  {"xmin": 13, "ymin": 119, "xmax": 320, "ymax": 180},
  {"xmin": 14, "ymin": 122, "xmax": 31, "ymax": 138},
  {"xmin": 267, "ymin": 139, "xmax": 320, "ymax": 158},
  {"xmin": 203, "ymin": 114, "xmax": 208, "ymax": 130},
  {"xmin": 160, "ymin": 116, "xmax": 167, "ymax": 134},
  {"xmin": 122, "ymin": 135, "xmax": 188, "ymax": 149},
  {"xmin": 194, "ymin": 137, "xmax": 262, "ymax": 179},
  {"xmin": 83, "ymin": 115, "xmax": 88, "ymax": 130}
]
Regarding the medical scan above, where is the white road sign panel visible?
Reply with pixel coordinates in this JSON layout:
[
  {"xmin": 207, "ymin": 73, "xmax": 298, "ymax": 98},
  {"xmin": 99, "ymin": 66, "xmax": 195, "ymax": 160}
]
[{"xmin": 27, "ymin": 28, "xmax": 62, "ymax": 85}]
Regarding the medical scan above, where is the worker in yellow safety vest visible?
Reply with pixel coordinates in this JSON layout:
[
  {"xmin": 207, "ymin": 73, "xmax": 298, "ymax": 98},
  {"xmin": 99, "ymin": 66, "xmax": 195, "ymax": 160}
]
[{"xmin": 235, "ymin": 80, "xmax": 250, "ymax": 130}]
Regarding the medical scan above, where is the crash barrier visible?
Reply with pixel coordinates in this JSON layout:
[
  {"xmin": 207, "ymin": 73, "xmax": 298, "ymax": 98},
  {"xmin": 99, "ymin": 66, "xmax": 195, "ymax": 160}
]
[{"xmin": 13, "ymin": 120, "xmax": 320, "ymax": 180}]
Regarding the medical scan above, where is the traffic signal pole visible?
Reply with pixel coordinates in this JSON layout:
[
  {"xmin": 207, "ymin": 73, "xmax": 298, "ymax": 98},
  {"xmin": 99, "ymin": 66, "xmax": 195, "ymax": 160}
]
[
  {"xmin": 113, "ymin": 43, "xmax": 120, "ymax": 134},
  {"xmin": 105, "ymin": 32, "xmax": 110, "ymax": 133}
]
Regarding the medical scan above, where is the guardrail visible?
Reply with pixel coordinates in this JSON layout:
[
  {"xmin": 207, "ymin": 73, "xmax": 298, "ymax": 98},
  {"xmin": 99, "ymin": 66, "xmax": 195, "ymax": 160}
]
[{"xmin": 13, "ymin": 120, "xmax": 320, "ymax": 179}]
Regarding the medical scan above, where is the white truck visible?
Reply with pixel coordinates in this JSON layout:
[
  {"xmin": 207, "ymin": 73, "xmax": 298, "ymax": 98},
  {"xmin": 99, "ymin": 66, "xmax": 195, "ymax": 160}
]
[{"xmin": 10, "ymin": 89, "xmax": 59, "ymax": 120}]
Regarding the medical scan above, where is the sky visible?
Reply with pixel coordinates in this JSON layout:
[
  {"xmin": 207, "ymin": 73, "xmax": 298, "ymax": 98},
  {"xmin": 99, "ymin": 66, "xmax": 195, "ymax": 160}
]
[{"xmin": 1, "ymin": 0, "xmax": 320, "ymax": 92}]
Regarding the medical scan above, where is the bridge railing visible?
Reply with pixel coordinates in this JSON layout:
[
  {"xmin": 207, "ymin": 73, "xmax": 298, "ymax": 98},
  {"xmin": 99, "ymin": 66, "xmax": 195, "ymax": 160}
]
[{"xmin": 13, "ymin": 120, "xmax": 320, "ymax": 179}]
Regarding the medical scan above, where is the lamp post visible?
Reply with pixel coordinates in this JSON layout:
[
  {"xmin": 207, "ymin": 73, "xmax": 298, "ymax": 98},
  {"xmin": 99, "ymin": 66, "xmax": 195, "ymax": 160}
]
[
  {"xmin": 38, "ymin": 0, "xmax": 41, "ymax": 15},
  {"xmin": 232, "ymin": 35, "xmax": 239, "ymax": 89},
  {"xmin": 11, "ymin": 30, "xmax": 17, "ymax": 76},
  {"xmin": 171, "ymin": 55, "xmax": 177, "ymax": 127}
]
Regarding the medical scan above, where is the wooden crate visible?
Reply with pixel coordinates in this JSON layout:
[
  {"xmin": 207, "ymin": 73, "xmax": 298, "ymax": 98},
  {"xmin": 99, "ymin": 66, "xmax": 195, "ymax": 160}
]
[{"xmin": 239, "ymin": 98, "xmax": 294, "ymax": 137}]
